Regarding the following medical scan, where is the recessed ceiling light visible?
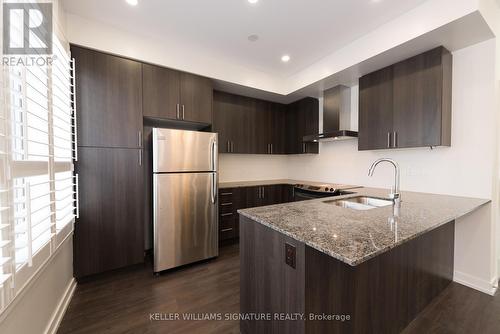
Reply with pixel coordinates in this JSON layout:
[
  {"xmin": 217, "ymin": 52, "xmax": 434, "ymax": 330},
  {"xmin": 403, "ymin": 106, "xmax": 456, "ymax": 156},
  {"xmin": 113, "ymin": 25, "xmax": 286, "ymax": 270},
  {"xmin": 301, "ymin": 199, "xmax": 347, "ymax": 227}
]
[
  {"xmin": 281, "ymin": 55, "xmax": 290, "ymax": 63},
  {"xmin": 248, "ymin": 34, "xmax": 259, "ymax": 42},
  {"xmin": 248, "ymin": 0, "xmax": 259, "ymax": 4},
  {"xmin": 126, "ymin": 0, "xmax": 138, "ymax": 6}
]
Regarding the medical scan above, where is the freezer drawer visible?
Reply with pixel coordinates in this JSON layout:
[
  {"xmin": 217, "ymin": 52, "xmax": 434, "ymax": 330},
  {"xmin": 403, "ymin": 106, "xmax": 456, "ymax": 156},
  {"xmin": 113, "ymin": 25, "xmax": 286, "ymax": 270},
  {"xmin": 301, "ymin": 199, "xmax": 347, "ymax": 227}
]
[
  {"xmin": 153, "ymin": 128, "xmax": 218, "ymax": 173},
  {"xmin": 153, "ymin": 172, "xmax": 218, "ymax": 272}
]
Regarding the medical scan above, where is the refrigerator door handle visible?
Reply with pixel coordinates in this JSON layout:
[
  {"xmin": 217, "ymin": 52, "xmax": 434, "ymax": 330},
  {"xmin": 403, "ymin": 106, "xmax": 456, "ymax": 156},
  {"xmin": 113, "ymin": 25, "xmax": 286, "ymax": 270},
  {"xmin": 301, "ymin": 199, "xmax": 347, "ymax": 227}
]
[
  {"xmin": 211, "ymin": 173, "xmax": 216, "ymax": 204},
  {"xmin": 211, "ymin": 140, "xmax": 217, "ymax": 171}
]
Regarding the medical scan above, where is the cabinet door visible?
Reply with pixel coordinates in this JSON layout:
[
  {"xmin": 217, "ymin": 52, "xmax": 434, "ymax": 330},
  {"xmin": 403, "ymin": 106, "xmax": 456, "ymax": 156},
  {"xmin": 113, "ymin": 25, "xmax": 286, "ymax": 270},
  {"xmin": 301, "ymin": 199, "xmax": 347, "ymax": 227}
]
[
  {"xmin": 262, "ymin": 185, "xmax": 282, "ymax": 205},
  {"xmin": 393, "ymin": 47, "xmax": 451, "ymax": 148},
  {"xmin": 358, "ymin": 66, "xmax": 394, "ymax": 151},
  {"xmin": 213, "ymin": 91, "xmax": 231, "ymax": 153},
  {"xmin": 286, "ymin": 104, "xmax": 300, "ymax": 154},
  {"xmin": 74, "ymin": 147, "xmax": 144, "ymax": 279},
  {"xmin": 271, "ymin": 103, "xmax": 287, "ymax": 154},
  {"xmin": 213, "ymin": 92, "xmax": 252, "ymax": 154},
  {"xmin": 287, "ymin": 98, "xmax": 319, "ymax": 154},
  {"xmin": 300, "ymin": 98, "xmax": 319, "ymax": 154},
  {"xmin": 281, "ymin": 185, "xmax": 294, "ymax": 203},
  {"xmin": 253, "ymin": 100, "xmax": 272, "ymax": 154},
  {"xmin": 142, "ymin": 64, "xmax": 180, "ymax": 120},
  {"xmin": 72, "ymin": 46, "xmax": 143, "ymax": 148},
  {"xmin": 245, "ymin": 186, "xmax": 262, "ymax": 208},
  {"xmin": 180, "ymin": 72, "xmax": 213, "ymax": 124}
]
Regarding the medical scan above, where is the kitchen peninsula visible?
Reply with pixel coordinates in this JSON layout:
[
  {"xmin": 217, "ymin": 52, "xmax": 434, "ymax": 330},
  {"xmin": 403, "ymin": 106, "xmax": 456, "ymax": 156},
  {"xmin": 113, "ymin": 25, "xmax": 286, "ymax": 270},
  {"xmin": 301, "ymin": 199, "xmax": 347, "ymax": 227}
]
[{"xmin": 238, "ymin": 187, "xmax": 489, "ymax": 334}]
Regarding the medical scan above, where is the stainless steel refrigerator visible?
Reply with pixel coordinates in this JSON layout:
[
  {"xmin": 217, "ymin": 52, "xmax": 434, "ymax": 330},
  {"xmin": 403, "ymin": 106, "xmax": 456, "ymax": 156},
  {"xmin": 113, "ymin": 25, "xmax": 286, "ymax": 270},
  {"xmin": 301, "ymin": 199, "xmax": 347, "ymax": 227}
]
[{"xmin": 152, "ymin": 128, "xmax": 218, "ymax": 273}]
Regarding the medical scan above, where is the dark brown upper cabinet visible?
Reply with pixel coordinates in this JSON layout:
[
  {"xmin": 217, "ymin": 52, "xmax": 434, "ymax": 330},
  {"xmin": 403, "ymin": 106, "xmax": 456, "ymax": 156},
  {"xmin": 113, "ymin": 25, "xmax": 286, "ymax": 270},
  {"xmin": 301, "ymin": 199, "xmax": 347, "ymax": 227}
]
[
  {"xmin": 143, "ymin": 64, "xmax": 213, "ymax": 124},
  {"xmin": 142, "ymin": 64, "xmax": 180, "ymax": 120},
  {"xmin": 179, "ymin": 72, "xmax": 213, "ymax": 124},
  {"xmin": 213, "ymin": 91, "xmax": 252, "ymax": 153},
  {"xmin": 286, "ymin": 97, "xmax": 319, "ymax": 154},
  {"xmin": 213, "ymin": 91, "xmax": 286, "ymax": 155},
  {"xmin": 72, "ymin": 46, "xmax": 143, "ymax": 149},
  {"xmin": 213, "ymin": 91, "xmax": 317, "ymax": 155},
  {"xmin": 272, "ymin": 103, "xmax": 287, "ymax": 154},
  {"xmin": 358, "ymin": 66, "xmax": 393, "ymax": 150},
  {"xmin": 358, "ymin": 46, "xmax": 452, "ymax": 151}
]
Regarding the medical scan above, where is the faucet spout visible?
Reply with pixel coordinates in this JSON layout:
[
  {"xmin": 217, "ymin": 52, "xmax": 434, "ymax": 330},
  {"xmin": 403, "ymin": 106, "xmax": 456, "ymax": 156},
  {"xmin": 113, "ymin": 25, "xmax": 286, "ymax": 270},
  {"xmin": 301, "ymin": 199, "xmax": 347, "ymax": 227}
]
[{"xmin": 368, "ymin": 158, "xmax": 401, "ymax": 205}]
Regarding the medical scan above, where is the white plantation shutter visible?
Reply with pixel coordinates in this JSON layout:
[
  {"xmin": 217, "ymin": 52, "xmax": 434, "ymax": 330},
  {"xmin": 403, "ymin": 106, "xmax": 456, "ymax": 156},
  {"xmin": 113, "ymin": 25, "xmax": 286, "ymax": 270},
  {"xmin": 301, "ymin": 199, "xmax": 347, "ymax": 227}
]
[
  {"xmin": 0, "ymin": 5, "xmax": 76, "ymax": 313},
  {"xmin": 52, "ymin": 36, "xmax": 77, "ymax": 235}
]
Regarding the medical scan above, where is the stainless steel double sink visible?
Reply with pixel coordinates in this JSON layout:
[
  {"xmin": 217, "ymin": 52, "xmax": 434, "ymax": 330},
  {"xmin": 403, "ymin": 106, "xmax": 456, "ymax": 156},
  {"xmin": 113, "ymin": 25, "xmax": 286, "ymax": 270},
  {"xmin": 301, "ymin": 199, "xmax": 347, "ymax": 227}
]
[{"xmin": 324, "ymin": 196, "xmax": 393, "ymax": 210}]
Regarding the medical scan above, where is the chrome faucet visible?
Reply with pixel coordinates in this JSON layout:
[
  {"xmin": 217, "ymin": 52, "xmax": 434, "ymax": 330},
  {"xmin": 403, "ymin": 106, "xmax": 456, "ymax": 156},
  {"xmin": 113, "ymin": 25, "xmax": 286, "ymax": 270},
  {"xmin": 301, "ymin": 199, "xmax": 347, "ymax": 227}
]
[{"xmin": 368, "ymin": 158, "xmax": 401, "ymax": 206}]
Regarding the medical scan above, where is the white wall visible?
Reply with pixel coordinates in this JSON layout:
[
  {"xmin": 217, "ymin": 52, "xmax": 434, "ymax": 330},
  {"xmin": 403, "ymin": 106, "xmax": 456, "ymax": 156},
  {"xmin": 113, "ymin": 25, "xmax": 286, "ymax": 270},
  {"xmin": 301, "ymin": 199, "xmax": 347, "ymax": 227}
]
[
  {"xmin": 0, "ymin": 238, "xmax": 75, "ymax": 334},
  {"xmin": 219, "ymin": 154, "xmax": 289, "ymax": 182}
]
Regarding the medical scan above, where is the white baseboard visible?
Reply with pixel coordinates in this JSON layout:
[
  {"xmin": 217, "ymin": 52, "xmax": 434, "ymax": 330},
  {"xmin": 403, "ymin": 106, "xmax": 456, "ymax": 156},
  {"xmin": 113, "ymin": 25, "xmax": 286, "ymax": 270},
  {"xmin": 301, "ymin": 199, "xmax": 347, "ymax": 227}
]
[
  {"xmin": 44, "ymin": 278, "xmax": 77, "ymax": 334},
  {"xmin": 454, "ymin": 270, "xmax": 497, "ymax": 296}
]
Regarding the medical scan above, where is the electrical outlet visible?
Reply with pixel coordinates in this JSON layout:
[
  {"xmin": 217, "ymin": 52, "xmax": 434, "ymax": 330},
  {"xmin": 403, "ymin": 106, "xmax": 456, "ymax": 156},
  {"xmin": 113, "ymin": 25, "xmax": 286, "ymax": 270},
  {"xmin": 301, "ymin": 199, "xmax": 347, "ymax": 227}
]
[{"xmin": 285, "ymin": 243, "xmax": 296, "ymax": 269}]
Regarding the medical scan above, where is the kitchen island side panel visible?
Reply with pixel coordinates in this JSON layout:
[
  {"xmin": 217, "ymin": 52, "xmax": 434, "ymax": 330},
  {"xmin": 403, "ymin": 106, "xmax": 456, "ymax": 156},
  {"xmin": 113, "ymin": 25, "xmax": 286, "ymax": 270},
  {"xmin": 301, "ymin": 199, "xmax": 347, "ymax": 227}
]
[
  {"xmin": 305, "ymin": 221, "xmax": 455, "ymax": 334},
  {"xmin": 240, "ymin": 216, "xmax": 305, "ymax": 334}
]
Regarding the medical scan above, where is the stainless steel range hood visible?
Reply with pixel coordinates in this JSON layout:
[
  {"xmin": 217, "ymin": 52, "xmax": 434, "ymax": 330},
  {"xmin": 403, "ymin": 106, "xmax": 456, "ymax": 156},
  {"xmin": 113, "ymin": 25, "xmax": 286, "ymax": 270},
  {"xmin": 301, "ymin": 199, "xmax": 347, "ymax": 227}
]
[{"xmin": 303, "ymin": 85, "xmax": 358, "ymax": 142}]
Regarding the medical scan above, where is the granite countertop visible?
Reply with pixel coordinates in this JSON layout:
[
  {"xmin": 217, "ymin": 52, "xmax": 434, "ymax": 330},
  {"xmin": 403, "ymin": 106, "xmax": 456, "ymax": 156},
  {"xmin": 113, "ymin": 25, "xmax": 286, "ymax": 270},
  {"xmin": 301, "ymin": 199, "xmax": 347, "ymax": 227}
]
[
  {"xmin": 238, "ymin": 187, "xmax": 490, "ymax": 266},
  {"xmin": 219, "ymin": 179, "xmax": 360, "ymax": 189},
  {"xmin": 219, "ymin": 179, "xmax": 297, "ymax": 188}
]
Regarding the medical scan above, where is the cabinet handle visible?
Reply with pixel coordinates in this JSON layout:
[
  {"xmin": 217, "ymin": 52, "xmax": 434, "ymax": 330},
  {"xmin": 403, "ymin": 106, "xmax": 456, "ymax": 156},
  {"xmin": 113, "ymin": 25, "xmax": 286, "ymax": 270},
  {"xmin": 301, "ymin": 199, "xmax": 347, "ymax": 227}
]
[
  {"xmin": 302, "ymin": 143, "xmax": 306, "ymax": 153},
  {"xmin": 271, "ymin": 144, "xmax": 273, "ymax": 154},
  {"xmin": 220, "ymin": 192, "xmax": 233, "ymax": 195},
  {"xmin": 387, "ymin": 132, "xmax": 391, "ymax": 148},
  {"xmin": 138, "ymin": 131, "xmax": 142, "ymax": 148},
  {"xmin": 182, "ymin": 104, "xmax": 185, "ymax": 120},
  {"xmin": 221, "ymin": 228, "xmax": 233, "ymax": 232},
  {"xmin": 220, "ymin": 213, "xmax": 233, "ymax": 217},
  {"xmin": 262, "ymin": 186, "xmax": 265, "ymax": 198},
  {"xmin": 227, "ymin": 141, "xmax": 230, "ymax": 153},
  {"xmin": 176, "ymin": 104, "xmax": 180, "ymax": 119},
  {"xmin": 220, "ymin": 202, "xmax": 233, "ymax": 206},
  {"xmin": 393, "ymin": 131, "xmax": 397, "ymax": 148},
  {"xmin": 258, "ymin": 187, "xmax": 261, "ymax": 199},
  {"xmin": 138, "ymin": 150, "xmax": 142, "ymax": 166},
  {"xmin": 231, "ymin": 141, "xmax": 234, "ymax": 153}
]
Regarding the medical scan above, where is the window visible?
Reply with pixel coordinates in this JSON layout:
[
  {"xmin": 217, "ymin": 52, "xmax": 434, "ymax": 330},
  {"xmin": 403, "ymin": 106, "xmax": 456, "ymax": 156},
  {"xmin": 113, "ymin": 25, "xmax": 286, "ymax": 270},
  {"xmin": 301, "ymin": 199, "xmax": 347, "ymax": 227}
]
[{"xmin": 0, "ymin": 16, "xmax": 76, "ymax": 312}]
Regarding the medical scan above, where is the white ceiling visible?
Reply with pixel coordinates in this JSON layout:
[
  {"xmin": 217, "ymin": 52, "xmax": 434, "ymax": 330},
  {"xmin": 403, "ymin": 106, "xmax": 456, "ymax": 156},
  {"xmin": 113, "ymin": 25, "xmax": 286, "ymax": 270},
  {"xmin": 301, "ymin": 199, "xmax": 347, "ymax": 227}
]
[{"xmin": 62, "ymin": 0, "xmax": 429, "ymax": 78}]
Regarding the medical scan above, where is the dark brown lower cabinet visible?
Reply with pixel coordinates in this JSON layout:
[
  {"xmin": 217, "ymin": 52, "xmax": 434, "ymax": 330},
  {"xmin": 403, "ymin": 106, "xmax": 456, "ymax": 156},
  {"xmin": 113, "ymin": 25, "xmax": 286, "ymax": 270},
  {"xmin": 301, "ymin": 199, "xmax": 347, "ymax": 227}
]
[
  {"xmin": 281, "ymin": 185, "xmax": 295, "ymax": 203},
  {"xmin": 219, "ymin": 187, "xmax": 246, "ymax": 243},
  {"xmin": 74, "ymin": 147, "xmax": 144, "ymax": 279},
  {"xmin": 244, "ymin": 185, "xmax": 286, "ymax": 208},
  {"xmin": 219, "ymin": 184, "xmax": 295, "ymax": 243},
  {"xmin": 240, "ymin": 216, "xmax": 454, "ymax": 334}
]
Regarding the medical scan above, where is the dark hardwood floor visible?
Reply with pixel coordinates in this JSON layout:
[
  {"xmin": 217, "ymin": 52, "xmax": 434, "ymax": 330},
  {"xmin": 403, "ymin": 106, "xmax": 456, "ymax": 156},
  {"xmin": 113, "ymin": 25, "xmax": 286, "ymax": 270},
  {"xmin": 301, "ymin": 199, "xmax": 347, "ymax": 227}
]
[
  {"xmin": 58, "ymin": 245, "xmax": 240, "ymax": 334},
  {"xmin": 58, "ymin": 244, "xmax": 499, "ymax": 334}
]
